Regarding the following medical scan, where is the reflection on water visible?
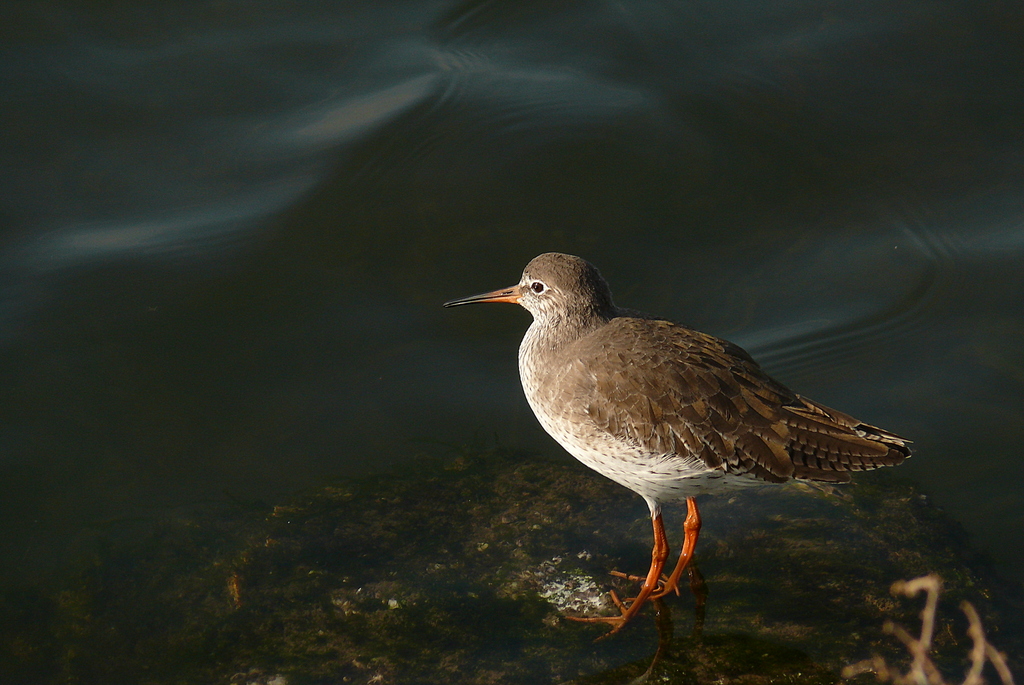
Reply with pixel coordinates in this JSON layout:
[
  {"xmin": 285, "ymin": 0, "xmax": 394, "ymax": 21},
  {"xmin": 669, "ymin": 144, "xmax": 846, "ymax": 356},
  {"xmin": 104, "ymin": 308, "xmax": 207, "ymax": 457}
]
[
  {"xmin": 282, "ymin": 74, "xmax": 440, "ymax": 147},
  {"xmin": 24, "ymin": 178, "xmax": 315, "ymax": 265},
  {"xmin": 1, "ymin": 0, "xmax": 1023, "ymax": 641}
]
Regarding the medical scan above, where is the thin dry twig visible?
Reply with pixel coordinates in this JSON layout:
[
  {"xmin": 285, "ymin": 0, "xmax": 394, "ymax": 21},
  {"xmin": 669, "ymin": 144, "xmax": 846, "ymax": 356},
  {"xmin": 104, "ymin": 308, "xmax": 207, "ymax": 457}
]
[{"xmin": 842, "ymin": 574, "xmax": 1015, "ymax": 685}]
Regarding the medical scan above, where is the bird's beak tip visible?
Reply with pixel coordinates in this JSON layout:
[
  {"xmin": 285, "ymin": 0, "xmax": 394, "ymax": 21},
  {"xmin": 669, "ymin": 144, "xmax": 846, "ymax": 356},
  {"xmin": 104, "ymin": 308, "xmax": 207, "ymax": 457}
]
[{"xmin": 443, "ymin": 285, "xmax": 521, "ymax": 308}]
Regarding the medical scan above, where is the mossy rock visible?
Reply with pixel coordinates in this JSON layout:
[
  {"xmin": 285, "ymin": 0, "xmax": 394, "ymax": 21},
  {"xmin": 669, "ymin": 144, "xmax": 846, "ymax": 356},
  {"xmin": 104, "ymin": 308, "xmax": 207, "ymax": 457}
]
[{"xmin": 3, "ymin": 448, "xmax": 1021, "ymax": 684}]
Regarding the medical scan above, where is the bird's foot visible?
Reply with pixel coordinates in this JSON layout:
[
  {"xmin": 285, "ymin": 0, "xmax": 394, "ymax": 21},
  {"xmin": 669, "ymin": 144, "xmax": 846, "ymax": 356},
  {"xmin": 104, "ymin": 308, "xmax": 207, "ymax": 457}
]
[
  {"xmin": 564, "ymin": 590, "xmax": 645, "ymax": 638},
  {"xmin": 564, "ymin": 613, "xmax": 631, "ymax": 638}
]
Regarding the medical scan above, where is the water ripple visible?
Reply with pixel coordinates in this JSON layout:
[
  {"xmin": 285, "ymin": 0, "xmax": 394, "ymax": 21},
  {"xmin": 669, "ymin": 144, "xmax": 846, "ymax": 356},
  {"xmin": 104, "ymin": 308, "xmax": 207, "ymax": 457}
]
[
  {"xmin": 278, "ymin": 73, "xmax": 441, "ymax": 150},
  {"xmin": 739, "ymin": 223, "xmax": 953, "ymax": 381},
  {"xmin": 18, "ymin": 174, "xmax": 317, "ymax": 272}
]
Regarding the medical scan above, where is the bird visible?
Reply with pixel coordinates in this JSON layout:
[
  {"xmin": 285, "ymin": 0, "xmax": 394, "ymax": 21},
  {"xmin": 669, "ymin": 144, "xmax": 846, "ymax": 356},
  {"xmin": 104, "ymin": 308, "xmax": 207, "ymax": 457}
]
[{"xmin": 444, "ymin": 252, "xmax": 910, "ymax": 635}]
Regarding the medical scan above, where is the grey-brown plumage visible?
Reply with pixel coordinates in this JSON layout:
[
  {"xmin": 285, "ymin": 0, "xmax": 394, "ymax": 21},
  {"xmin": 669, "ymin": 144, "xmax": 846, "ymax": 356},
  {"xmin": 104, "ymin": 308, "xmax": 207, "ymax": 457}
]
[
  {"xmin": 445, "ymin": 252, "xmax": 910, "ymax": 634},
  {"xmin": 532, "ymin": 316, "xmax": 907, "ymax": 486}
]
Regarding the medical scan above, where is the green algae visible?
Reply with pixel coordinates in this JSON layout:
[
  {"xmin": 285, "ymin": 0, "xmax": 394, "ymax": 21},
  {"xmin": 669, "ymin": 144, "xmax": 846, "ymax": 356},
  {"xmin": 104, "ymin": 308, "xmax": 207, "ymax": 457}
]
[{"xmin": 3, "ymin": 448, "xmax": 1021, "ymax": 684}]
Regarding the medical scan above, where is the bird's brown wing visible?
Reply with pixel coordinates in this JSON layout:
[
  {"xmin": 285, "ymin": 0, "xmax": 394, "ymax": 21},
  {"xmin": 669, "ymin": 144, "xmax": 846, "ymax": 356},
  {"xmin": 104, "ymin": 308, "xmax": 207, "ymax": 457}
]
[{"xmin": 569, "ymin": 317, "xmax": 910, "ymax": 484}]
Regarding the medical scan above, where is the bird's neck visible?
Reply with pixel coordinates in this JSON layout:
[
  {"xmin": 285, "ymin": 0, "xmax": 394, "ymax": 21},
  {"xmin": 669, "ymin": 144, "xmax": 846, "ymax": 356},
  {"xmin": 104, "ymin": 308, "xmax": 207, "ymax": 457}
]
[{"xmin": 522, "ymin": 307, "xmax": 615, "ymax": 356}]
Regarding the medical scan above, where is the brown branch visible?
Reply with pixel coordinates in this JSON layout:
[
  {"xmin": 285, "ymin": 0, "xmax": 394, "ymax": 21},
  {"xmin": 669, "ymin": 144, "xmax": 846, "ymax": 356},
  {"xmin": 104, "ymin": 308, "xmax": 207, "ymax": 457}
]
[{"xmin": 841, "ymin": 575, "xmax": 1016, "ymax": 685}]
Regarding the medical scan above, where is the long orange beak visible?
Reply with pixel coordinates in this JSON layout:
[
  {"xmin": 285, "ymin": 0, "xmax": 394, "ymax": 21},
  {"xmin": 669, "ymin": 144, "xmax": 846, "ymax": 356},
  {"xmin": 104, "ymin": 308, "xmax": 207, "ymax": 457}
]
[{"xmin": 443, "ymin": 285, "xmax": 521, "ymax": 307}]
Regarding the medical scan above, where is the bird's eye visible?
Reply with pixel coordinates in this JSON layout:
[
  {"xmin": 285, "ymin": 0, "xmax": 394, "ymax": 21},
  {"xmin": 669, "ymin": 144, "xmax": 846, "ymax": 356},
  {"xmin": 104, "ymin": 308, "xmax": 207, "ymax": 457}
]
[{"xmin": 531, "ymin": 281, "xmax": 546, "ymax": 294}]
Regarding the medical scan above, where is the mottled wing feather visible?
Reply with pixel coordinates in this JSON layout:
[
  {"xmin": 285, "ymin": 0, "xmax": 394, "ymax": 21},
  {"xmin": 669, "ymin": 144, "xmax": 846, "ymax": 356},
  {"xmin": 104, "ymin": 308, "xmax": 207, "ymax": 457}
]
[
  {"xmin": 784, "ymin": 396, "xmax": 908, "ymax": 480},
  {"xmin": 571, "ymin": 317, "xmax": 909, "ymax": 484}
]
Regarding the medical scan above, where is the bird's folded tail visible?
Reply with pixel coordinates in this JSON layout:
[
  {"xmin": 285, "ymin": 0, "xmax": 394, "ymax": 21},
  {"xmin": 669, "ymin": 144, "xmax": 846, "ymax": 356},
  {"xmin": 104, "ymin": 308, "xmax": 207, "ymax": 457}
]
[{"xmin": 783, "ymin": 395, "xmax": 911, "ymax": 483}]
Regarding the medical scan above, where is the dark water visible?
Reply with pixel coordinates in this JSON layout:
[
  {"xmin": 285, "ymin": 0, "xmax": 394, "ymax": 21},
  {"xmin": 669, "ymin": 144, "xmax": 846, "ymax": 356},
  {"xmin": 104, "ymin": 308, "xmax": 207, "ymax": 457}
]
[{"xmin": 2, "ymin": 0, "xmax": 1023, "ymax": 634}]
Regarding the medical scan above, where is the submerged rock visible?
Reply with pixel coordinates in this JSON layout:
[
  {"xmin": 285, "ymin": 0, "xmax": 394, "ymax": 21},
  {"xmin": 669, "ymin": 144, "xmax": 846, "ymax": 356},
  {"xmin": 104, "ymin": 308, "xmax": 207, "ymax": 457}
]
[{"xmin": 4, "ymin": 448, "xmax": 1021, "ymax": 684}]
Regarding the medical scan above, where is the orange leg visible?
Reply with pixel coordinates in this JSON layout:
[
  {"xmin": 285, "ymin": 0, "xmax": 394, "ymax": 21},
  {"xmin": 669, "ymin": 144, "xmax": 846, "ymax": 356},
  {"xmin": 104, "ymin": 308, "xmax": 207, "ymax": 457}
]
[
  {"xmin": 566, "ymin": 511, "xmax": 671, "ymax": 636},
  {"xmin": 651, "ymin": 497, "xmax": 701, "ymax": 599},
  {"xmin": 608, "ymin": 498, "xmax": 703, "ymax": 596}
]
